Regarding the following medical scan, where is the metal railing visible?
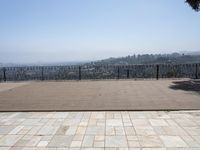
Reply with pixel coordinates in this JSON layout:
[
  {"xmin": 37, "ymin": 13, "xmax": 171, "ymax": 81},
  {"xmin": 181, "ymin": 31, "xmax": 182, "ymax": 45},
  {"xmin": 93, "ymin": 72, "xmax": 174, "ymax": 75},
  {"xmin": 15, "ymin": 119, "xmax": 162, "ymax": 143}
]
[{"xmin": 0, "ymin": 63, "xmax": 199, "ymax": 81}]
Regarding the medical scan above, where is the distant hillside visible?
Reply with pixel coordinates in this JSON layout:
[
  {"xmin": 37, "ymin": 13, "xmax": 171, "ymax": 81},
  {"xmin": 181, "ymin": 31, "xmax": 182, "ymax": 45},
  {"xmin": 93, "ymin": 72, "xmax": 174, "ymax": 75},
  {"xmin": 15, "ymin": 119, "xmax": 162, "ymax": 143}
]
[
  {"xmin": 89, "ymin": 53, "xmax": 200, "ymax": 65},
  {"xmin": 1, "ymin": 52, "xmax": 200, "ymax": 67}
]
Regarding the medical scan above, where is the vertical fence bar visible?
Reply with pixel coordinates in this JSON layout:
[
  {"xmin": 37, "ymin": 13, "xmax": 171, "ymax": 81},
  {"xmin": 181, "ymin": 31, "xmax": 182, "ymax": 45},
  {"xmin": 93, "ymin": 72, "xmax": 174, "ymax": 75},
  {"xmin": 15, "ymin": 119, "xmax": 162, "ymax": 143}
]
[
  {"xmin": 127, "ymin": 68, "xmax": 130, "ymax": 79},
  {"xmin": 3, "ymin": 67, "xmax": 6, "ymax": 82},
  {"xmin": 156, "ymin": 64, "xmax": 159, "ymax": 80},
  {"xmin": 195, "ymin": 64, "xmax": 198, "ymax": 79},
  {"xmin": 79, "ymin": 66, "xmax": 81, "ymax": 80},
  {"xmin": 117, "ymin": 66, "xmax": 120, "ymax": 79}
]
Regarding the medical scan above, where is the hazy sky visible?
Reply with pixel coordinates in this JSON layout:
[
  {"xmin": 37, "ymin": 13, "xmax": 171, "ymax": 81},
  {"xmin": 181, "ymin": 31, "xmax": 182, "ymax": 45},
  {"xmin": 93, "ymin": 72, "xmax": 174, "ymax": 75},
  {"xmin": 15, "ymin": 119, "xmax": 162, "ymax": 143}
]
[{"xmin": 0, "ymin": 0, "xmax": 200, "ymax": 63}]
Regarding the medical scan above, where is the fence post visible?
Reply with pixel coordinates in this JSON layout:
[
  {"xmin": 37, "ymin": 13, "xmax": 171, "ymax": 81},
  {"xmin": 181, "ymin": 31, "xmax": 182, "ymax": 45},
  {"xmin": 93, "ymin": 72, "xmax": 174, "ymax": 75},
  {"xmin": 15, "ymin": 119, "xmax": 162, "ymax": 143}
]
[
  {"xmin": 127, "ymin": 68, "xmax": 130, "ymax": 79},
  {"xmin": 156, "ymin": 65, "xmax": 159, "ymax": 80},
  {"xmin": 41, "ymin": 67, "xmax": 44, "ymax": 80},
  {"xmin": 117, "ymin": 66, "xmax": 120, "ymax": 79},
  {"xmin": 3, "ymin": 67, "xmax": 6, "ymax": 82},
  {"xmin": 195, "ymin": 64, "xmax": 198, "ymax": 79},
  {"xmin": 79, "ymin": 66, "xmax": 81, "ymax": 80}
]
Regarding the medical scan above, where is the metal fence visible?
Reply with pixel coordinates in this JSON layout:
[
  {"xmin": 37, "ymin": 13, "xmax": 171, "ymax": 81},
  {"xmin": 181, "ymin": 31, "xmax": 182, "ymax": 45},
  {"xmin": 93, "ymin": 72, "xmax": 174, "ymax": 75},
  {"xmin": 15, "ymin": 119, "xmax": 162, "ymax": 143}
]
[{"xmin": 0, "ymin": 63, "xmax": 199, "ymax": 81}]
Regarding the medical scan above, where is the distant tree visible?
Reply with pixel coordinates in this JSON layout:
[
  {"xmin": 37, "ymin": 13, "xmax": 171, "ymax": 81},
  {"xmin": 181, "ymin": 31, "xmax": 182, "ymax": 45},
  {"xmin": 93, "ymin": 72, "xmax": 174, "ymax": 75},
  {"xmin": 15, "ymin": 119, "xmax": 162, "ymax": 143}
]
[{"xmin": 186, "ymin": 0, "xmax": 200, "ymax": 11}]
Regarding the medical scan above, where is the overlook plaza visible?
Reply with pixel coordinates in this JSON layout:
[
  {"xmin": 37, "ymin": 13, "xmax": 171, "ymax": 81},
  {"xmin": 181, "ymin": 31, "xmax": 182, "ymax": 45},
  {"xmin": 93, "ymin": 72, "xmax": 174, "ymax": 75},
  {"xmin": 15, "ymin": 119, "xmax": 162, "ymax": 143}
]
[{"xmin": 0, "ymin": 79, "xmax": 199, "ymax": 149}]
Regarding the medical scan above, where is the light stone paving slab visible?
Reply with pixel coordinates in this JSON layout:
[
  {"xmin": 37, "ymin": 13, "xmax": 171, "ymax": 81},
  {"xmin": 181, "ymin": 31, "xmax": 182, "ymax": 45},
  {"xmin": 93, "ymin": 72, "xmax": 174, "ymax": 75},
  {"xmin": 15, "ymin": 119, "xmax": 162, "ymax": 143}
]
[
  {"xmin": 0, "ymin": 126, "xmax": 15, "ymax": 134},
  {"xmin": 149, "ymin": 119, "xmax": 168, "ymax": 126},
  {"xmin": 9, "ymin": 126, "xmax": 24, "ymax": 135},
  {"xmin": 82, "ymin": 135, "xmax": 94, "ymax": 147},
  {"xmin": 0, "ymin": 111, "xmax": 199, "ymax": 149},
  {"xmin": 106, "ymin": 119, "xmax": 123, "ymax": 126},
  {"xmin": 138, "ymin": 135, "xmax": 164, "ymax": 148},
  {"xmin": 105, "ymin": 136, "xmax": 128, "ymax": 147},
  {"xmin": 135, "ymin": 127, "xmax": 156, "ymax": 136},
  {"xmin": 36, "ymin": 125, "xmax": 59, "ymax": 135},
  {"xmin": 160, "ymin": 136, "xmax": 188, "ymax": 147},
  {"xmin": 25, "ymin": 136, "xmax": 42, "ymax": 146},
  {"xmin": 48, "ymin": 135, "xmax": 74, "ymax": 147},
  {"xmin": 0, "ymin": 135, "xmax": 23, "ymax": 146},
  {"xmin": 86, "ymin": 126, "xmax": 104, "ymax": 135},
  {"xmin": 37, "ymin": 141, "xmax": 49, "ymax": 147}
]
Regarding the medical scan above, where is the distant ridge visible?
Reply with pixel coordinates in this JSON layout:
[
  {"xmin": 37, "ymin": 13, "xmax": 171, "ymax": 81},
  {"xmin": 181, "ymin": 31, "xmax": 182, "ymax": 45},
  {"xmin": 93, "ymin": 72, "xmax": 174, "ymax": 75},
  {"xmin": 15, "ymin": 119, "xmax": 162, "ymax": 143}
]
[
  {"xmin": 1, "ymin": 52, "xmax": 200, "ymax": 67},
  {"xmin": 87, "ymin": 52, "xmax": 200, "ymax": 66}
]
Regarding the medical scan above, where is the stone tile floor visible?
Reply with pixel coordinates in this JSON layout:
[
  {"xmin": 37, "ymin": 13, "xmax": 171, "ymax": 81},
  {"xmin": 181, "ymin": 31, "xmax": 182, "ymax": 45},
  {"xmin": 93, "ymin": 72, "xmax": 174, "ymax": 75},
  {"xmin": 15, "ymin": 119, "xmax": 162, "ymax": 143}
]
[{"xmin": 0, "ymin": 111, "xmax": 199, "ymax": 150}]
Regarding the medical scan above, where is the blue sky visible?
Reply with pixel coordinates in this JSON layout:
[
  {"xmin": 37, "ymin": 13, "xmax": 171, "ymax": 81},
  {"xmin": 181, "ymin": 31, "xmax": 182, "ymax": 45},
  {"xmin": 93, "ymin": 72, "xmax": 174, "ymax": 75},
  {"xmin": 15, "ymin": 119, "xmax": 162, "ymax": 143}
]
[{"xmin": 0, "ymin": 0, "xmax": 200, "ymax": 63}]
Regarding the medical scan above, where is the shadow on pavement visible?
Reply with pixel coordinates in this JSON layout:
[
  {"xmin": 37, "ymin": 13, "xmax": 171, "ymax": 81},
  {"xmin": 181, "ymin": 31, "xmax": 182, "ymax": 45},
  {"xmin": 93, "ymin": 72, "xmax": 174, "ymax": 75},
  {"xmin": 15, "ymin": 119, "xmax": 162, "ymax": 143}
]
[{"xmin": 170, "ymin": 80, "xmax": 200, "ymax": 94}]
